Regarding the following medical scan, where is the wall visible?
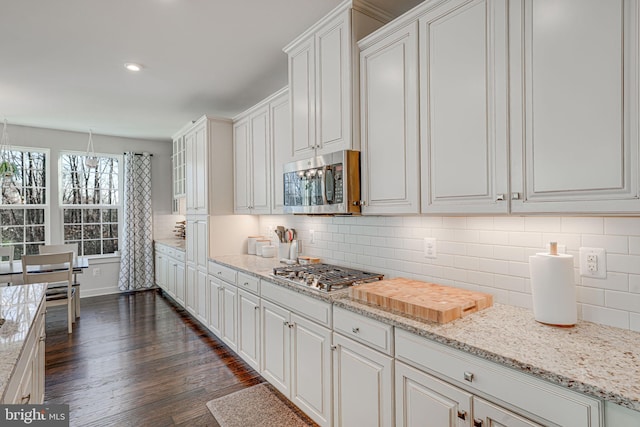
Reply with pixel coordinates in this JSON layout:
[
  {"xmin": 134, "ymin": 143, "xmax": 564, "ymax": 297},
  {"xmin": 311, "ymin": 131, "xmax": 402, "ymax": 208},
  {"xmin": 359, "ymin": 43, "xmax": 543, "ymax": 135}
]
[
  {"xmin": 6, "ymin": 124, "xmax": 176, "ymax": 296},
  {"xmin": 260, "ymin": 215, "xmax": 640, "ymax": 331}
]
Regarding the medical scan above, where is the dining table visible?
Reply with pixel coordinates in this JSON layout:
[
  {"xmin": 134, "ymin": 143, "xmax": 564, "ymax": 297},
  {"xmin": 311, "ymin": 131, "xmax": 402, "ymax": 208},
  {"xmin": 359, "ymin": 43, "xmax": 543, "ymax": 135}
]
[{"xmin": 0, "ymin": 257, "xmax": 89, "ymax": 283}]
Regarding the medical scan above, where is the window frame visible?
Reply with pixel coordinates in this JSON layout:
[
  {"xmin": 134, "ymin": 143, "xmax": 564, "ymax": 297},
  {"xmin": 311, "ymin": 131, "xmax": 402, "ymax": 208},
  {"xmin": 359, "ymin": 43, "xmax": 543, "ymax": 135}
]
[
  {"xmin": 0, "ymin": 145, "xmax": 50, "ymax": 259},
  {"xmin": 58, "ymin": 150, "xmax": 123, "ymax": 259}
]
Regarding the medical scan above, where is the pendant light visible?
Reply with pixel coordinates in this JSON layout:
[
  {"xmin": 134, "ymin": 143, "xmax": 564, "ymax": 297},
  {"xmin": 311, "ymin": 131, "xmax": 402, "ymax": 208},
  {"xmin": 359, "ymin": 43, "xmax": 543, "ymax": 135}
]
[
  {"xmin": 0, "ymin": 119, "xmax": 22, "ymax": 204},
  {"xmin": 85, "ymin": 129, "xmax": 98, "ymax": 168},
  {"xmin": 0, "ymin": 119, "xmax": 15, "ymax": 177}
]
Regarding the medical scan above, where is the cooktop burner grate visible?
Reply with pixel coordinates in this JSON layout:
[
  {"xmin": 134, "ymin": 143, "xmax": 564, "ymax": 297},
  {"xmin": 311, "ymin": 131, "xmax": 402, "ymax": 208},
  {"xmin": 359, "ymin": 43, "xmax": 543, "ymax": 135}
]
[{"xmin": 272, "ymin": 263, "xmax": 383, "ymax": 292}]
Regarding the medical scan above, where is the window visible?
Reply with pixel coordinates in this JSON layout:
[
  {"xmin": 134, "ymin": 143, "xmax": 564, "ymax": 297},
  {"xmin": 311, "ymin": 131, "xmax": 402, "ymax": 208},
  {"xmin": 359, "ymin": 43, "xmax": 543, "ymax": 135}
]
[
  {"xmin": 0, "ymin": 147, "xmax": 48, "ymax": 259},
  {"xmin": 60, "ymin": 153, "xmax": 121, "ymax": 256}
]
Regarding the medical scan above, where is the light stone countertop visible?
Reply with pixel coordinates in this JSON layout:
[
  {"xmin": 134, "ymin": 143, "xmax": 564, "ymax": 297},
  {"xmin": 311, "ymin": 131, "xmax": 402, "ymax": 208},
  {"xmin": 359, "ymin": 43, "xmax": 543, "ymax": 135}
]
[
  {"xmin": 211, "ymin": 254, "xmax": 640, "ymax": 412},
  {"xmin": 154, "ymin": 239, "xmax": 186, "ymax": 251},
  {"xmin": 0, "ymin": 283, "xmax": 47, "ymax": 400}
]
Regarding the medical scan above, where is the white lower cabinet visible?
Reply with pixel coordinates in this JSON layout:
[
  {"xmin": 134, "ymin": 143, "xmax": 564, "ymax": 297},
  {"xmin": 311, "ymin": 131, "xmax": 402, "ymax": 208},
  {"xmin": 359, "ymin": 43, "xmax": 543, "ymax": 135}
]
[
  {"xmin": 332, "ymin": 333, "xmax": 393, "ymax": 427},
  {"xmin": 195, "ymin": 270, "xmax": 208, "ymax": 324},
  {"xmin": 207, "ymin": 274, "xmax": 237, "ymax": 351},
  {"xmin": 185, "ymin": 264, "xmax": 197, "ymax": 316},
  {"xmin": 395, "ymin": 329, "xmax": 603, "ymax": 427},
  {"xmin": 237, "ymin": 288, "xmax": 261, "ymax": 370},
  {"xmin": 174, "ymin": 262, "xmax": 185, "ymax": 305},
  {"xmin": 155, "ymin": 243, "xmax": 186, "ymax": 304},
  {"xmin": 261, "ymin": 297, "xmax": 332, "ymax": 427}
]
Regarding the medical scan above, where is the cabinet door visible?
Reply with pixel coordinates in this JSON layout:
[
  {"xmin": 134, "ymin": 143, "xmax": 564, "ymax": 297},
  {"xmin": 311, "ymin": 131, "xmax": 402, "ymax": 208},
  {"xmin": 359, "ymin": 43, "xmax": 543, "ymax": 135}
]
[
  {"xmin": 167, "ymin": 260, "xmax": 177, "ymax": 298},
  {"xmin": 195, "ymin": 269, "xmax": 208, "ymax": 324},
  {"xmin": 291, "ymin": 313, "xmax": 332, "ymax": 427},
  {"xmin": 289, "ymin": 37, "xmax": 317, "ymax": 160},
  {"xmin": 233, "ymin": 119, "xmax": 251, "ymax": 214},
  {"xmin": 221, "ymin": 283, "xmax": 237, "ymax": 351},
  {"xmin": 185, "ymin": 264, "xmax": 197, "ymax": 314},
  {"xmin": 175, "ymin": 262, "xmax": 185, "ymax": 306},
  {"xmin": 333, "ymin": 333, "xmax": 393, "ymax": 427},
  {"xmin": 510, "ymin": 0, "xmax": 639, "ymax": 213},
  {"xmin": 193, "ymin": 124, "xmax": 208, "ymax": 212},
  {"xmin": 474, "ymin": 397, "xmax": 544, "ymax": 427},
  {"xmin": 154, "ymin": 253, "xmax": 164, "ymax": 288},
  {"xmin": 207, "ymin": 275, "xmax": 223, "ymax": 337},
  {"xmin": 361, "ymin": 20, "xmax": 420, "ymax": 214},
  {"xmin": 316, "ymin": 10, "xmax": 351, "ymax": 155},
  {"xmin": 185, "ymin": 219, "xmax": 196, "ymax": 264},
  {"xmin": 33, "ymin": 308, "xmax": 45, "ymax": 404},
  {"xmin": 250, "ymin": 106, "xmax": 272, "ymax": 214},
  {"xmin": 420, "ymin": 0, "xmax": 509, "ymax": 214},
  {"xmin": 195, "ymin": 220, "xmax": 208, "ymax": 269},
  {"xmin": 185, "ymin": 131, "xmax": 197, "ymax": 213},
  {"xmin": 237, "ymin": 289, "xmax": 261, "ymax": 371},
  {"xmin": 270, "ymin": 91, "xmax": 291, "ymax": 214},
  {"xmin": 396, "ymin": 361, "xmax": 473, "ymax": 427},
  {"xmin": 261, "ymin": 299, "xmax": 291, "ymax": 397}
]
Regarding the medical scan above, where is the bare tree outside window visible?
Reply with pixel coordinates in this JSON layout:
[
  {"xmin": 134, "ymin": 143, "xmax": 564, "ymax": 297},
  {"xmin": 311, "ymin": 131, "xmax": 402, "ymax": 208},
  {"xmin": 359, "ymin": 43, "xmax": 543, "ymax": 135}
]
[
  {"xmin": 60, "ymin": 153, "xmax": 120, "ymax": 256},
  {"xmin": 0, "ymin": 149, "xmax": 47, "ymax": 260}
]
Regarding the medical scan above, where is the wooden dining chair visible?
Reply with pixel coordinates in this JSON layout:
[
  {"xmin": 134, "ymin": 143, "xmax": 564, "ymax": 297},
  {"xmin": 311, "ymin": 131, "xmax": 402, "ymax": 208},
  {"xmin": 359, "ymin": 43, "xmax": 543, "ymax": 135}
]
[
  {"xmin": 39, "ymin": 244, "xmax": 81, "ymax": 317},
  {"xmin": 0, "ymin": 247, "xmax": 14, "ymax": 285},
  {"xmin": 22, "ymin": 252, "xmax": 76, "ymax": 334}
]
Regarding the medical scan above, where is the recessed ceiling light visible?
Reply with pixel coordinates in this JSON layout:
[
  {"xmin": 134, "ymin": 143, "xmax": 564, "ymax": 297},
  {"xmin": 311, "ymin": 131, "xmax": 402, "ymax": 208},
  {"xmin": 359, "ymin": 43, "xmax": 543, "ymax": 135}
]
[{"xmin": 124, "ymin": 63, "xmax": 142, "ymax": 72}]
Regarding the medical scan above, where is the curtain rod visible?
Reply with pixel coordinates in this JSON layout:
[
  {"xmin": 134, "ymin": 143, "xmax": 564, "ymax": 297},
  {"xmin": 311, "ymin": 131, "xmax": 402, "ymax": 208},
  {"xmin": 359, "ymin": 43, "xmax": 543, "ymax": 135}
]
[{"xmin": 123, "ymin": 152, "xmax": 154, "ymax": 156}]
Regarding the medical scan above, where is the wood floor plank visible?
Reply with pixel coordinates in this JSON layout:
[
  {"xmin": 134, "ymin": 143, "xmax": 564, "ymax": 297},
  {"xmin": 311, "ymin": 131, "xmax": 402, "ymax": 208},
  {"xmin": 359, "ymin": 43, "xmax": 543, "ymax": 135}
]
[{"xmin": 44, "ymin": 289, "xmax": 270, "ymax": 427}]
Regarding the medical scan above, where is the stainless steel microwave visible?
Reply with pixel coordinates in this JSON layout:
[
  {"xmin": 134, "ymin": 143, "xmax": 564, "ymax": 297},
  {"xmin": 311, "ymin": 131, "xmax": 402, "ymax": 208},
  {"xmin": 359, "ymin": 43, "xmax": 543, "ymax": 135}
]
[{"xmin": 283, "ymin": 150, "xmax": 361, "ymax": 215}]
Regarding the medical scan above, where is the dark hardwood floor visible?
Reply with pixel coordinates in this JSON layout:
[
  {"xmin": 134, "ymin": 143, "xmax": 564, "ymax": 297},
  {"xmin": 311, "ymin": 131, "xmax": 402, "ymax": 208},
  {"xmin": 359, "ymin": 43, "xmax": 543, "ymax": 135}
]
[{"xmin": 44, "ymin": 290, "xmax": 272, "ymax": 426}]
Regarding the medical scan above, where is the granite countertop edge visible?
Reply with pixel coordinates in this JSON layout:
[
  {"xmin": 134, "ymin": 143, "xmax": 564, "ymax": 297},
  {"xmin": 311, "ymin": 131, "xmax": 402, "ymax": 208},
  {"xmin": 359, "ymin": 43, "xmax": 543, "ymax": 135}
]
[
  {"xmin": 0, "ymin": 283, "xmax": 47, "ymax": 401},
  {"xmin": 210, "ymin": 254, "xmax": 640, "ymax": 412},
  {"xmin": 154, "ymin": 239, "xmax": 186, "ymax": 251}
]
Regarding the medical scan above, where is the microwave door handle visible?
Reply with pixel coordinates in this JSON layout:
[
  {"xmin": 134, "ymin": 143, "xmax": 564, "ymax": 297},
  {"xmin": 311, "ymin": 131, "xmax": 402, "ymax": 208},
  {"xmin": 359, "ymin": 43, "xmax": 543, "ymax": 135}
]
[{"xmin": 324, "ymin": 167, "xmax": 334, "ymax": 204}]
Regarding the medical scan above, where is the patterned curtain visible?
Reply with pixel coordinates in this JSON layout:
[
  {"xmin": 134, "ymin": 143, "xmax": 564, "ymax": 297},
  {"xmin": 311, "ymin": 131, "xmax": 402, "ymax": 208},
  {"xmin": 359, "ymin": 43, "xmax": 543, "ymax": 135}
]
[{"xmin": 118, "ymin": 153, "xmax": 154, "ymax": 291}]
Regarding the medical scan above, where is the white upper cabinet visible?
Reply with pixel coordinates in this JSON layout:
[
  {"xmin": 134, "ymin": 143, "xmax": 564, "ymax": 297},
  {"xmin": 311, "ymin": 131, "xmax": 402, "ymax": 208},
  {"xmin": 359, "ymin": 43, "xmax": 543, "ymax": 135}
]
[
  {"xmin": 420, "ymin": 0, "xmax": 509, "ymax": 214},
  {"xmin": 233, "ymin": 105, "xmax": 271, "ymax": 215},
  {"xmin": 233, "ymin": 88, "xmax": 290, "ymax": 215},
  {"xmin": 270, "ymin": 90, "xmax": 291, "ymax": 214},
  {"xmin": 284, "ymin": 1, "xmax": 389, "ymax": 161},
  {"xmin": 179, "ymin": 115, "xmax": 234, "ymax": 215},
  {"xmin": 509, "ymin": 0, "xmax": 640, "ymax": 213},
  {"xmin": 172, "ymin": 135, "xmax": 186, "ymax": 199},
  {"xmin": 360, "ymin": 20, "xmax": 420, "ymax": 214}
]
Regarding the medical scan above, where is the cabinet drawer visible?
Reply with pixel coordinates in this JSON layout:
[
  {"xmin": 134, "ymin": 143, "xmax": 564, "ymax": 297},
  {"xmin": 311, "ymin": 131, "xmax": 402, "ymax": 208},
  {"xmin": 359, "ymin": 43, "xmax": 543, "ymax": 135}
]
[
  {"xmin": 173, "ymin": 250, "xmax": 185, "ymax": 262},
  {"xmin": 236, "ymin": 272, "xmax": 260, "ymax": 295},
  {"xmin": 208, "ymin": 261, "xmax": 237, "ymax": 284},
  {"xmin": 333, "ymin": 306, "xmax": 393, "ymax": 355},
  {"xmin": 261, "ymin": 280, "xmax": 331, "ymax": 327},
  {"xmin": 155, "ymin": 243, "xmax": 169, "ymax": 255},
  {"xmin": 395, "ymin": 329, "xmax": 603, "ymax": 427}
]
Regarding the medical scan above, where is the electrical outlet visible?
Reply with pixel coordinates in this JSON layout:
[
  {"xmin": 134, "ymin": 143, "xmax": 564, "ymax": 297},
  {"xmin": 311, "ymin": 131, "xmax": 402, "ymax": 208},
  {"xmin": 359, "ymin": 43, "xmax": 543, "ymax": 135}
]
[
  {"xmin": 93, "ymin": 267, "xmax": 102, "ymax": 277},
  {"xmin": 579, "ymin": 247, "xmax": 606, "ymax": 279},
  {"xmin": 424, "ymin": 237, "xmax": 437, "ymax": 259}
]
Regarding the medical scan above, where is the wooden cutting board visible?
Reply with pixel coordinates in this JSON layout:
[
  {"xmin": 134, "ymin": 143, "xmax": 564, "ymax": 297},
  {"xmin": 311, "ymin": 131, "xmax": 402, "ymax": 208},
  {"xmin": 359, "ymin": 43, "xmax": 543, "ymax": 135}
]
[{"xmin": 349, "ymin": 278, "xmax": 493, "ymax": 324}]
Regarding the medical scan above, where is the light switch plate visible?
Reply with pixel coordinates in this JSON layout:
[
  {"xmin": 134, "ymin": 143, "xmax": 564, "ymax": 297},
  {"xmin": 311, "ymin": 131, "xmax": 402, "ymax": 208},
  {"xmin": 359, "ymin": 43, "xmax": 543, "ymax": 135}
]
[{"xmin": 579, "ymin": 247, "xmax": 607, "ymax": 279}]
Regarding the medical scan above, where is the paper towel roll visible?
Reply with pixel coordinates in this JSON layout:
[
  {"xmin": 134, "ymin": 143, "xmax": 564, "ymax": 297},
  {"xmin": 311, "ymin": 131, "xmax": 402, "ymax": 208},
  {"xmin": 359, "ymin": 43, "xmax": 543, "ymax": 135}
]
[{"xmin": 529, "ymin": 253, "xmax": 577, "ymax": 326}]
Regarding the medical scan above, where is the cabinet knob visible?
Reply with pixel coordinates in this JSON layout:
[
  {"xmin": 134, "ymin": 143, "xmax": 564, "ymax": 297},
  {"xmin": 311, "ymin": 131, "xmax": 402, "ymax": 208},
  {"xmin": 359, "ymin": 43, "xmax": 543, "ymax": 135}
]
[
  {"xmin": 330, "ymin": 345, "xmax": 338, "ymax": 351},
  {"xmin": 473, "ymin": 419, "xmax": 484, "ymax": 427},
  {"xmin": 352, "ymin": 327, "xmax": 360, "ymax": 334},
  {"xmin": 288, "ymin": 322, "xmax": 295, "ymax": 329},
  {"xmin": 511, "ymin": 192, "xmax": 521, "ymax": 200},
  {"xmin": 243, "ymin": 282, "xmax": 249, "ymax": 286},
  {"xmin": 283, "ymin": 321, "xmax": 290, "ymax": 327},
  {"xmin": 496, "ymin": 194, "xmax": 505, "ymax": 201},
  {"xmin": 254, "ymin": 306, "xmax": 260, "ymax": 311},
  {"xmin": 463, "ymin": 371, "xmax": 474, "ymax": 382},
  {"xmin": 457, "ymin": 410, "xmax": 467, "ymax": 420},
  {"xmin": 21, "ymin": 394, "xmax": 31, "ymax": 404}
]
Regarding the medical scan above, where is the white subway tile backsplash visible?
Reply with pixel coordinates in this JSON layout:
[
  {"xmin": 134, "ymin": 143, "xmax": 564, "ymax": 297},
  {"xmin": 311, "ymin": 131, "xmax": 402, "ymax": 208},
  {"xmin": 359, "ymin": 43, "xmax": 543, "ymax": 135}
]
[
  {"xmin": 605, "ymin": 290, "xmax": 640, "ymax": 313},
  {"xmin": 582, "ymin": 272, "xmax": 628, "ymax": 291},
  {"xmin": 508, "ymin": 231, "xmax": 543, "ymax": 248},
  {"xmin": 582, "ymin": 234, "xmax": 628, "ymax": 254},
  {"xmin": 561, "ymin": 217, "xmax": 604, "ymax": 234},
  {"xmin": 630, "ymin": 275, "xmax": 640, "ymax": 293},
  {"xmin": 630, "ymin": 237, "xmax": 640, "ymax": 255},
  {"xmin": 608, "ymin": 254, "xmax": 640, "ymax": 274},
  {"xmin": 581, "ymin": 305, "xmax": 629, "ymax": 329},
  {"xmin": 604, "ymin": 217, "xmax": 640, "ymax": 236},
  {"xmin": 260, "ymin": 214, "xmax": 640, "ymax": 330},
  {"xmin": 630, "ymin": 313, "xmax": 640, "ymax": 333},
  {"xmin": 576, "ymin": 286, "xmax": 605, "ymax": 306},
  {"xmin": 493, "ymin": 217, "xmax": 525, "ymax": 231},
  {"xmin": 524, "ymin": 217, "xmax": 562, "ymax": 232}
]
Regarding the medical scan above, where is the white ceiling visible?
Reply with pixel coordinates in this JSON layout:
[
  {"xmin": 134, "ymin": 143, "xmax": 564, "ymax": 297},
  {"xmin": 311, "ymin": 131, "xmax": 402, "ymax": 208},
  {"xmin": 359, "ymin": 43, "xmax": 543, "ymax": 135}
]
[{"xmin": 0, "ymin": 0, "xmax": 350, "ymax": 141}]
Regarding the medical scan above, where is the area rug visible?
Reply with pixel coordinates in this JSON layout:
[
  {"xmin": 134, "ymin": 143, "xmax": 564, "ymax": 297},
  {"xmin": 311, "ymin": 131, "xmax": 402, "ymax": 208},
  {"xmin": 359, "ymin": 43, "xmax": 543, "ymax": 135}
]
[{"xmin": 206, "ymin": 383, "xmax": 314, "ymax": 427}]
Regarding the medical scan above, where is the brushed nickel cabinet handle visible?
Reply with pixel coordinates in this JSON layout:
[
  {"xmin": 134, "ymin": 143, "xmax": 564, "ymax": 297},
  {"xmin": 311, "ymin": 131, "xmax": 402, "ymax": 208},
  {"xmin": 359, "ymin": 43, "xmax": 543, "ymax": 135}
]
[
  {"xmin": 464, "ymin": 371, "xmax": 474, "ymax": 382},
  {"xmin": 352, "ymin": 327, "xmax": 360, "ymax": 334},
  {"xmin": 457, "ymin": 410, "xmax": 467, "ymax": 420},
  {"xmin": 473, "ymin": 418, "xmax": 484, "ymax": 427}
]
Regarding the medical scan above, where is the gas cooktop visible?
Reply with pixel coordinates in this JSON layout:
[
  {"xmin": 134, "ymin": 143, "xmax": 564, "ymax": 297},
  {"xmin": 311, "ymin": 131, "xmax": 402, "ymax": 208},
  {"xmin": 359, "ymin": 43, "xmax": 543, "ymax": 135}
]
[{"xmin": 272, "ymin": 263, "xmax": 384, "ymax": 292}]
